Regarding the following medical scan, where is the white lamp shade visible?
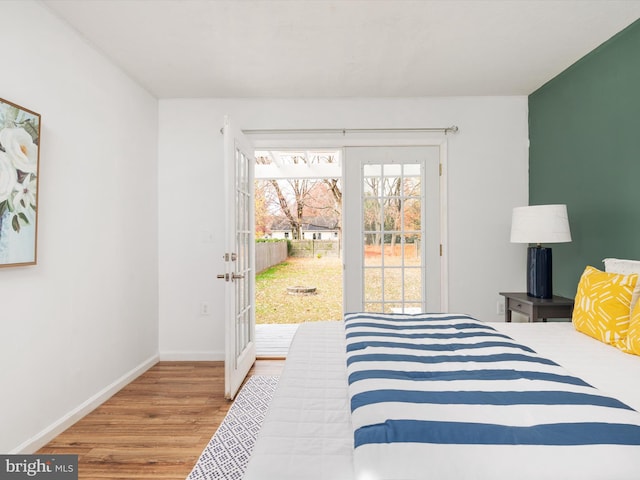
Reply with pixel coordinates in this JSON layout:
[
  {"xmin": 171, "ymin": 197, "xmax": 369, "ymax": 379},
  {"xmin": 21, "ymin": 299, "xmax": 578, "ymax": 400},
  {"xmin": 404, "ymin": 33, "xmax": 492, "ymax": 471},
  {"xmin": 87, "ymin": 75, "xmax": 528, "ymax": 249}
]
[{"xmin": 510, "ymin": 204, "xmax": 572, "ymax": 244}]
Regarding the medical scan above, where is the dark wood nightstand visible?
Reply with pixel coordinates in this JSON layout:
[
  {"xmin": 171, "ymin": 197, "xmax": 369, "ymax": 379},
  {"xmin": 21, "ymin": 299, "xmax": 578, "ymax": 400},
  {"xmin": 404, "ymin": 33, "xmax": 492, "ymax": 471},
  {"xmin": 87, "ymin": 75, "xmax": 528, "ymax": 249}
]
[{"xmin": 499, "ymin": 292, "xmax": 574, "ymax": 323}]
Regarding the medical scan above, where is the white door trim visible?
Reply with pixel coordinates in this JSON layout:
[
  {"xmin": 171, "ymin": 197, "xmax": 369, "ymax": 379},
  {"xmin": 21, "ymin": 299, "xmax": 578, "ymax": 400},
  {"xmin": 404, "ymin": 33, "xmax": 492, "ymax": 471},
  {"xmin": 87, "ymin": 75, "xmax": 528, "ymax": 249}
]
[{"xmin": 246, "ymin": 132, "xmax": 450, "ymax": 314}]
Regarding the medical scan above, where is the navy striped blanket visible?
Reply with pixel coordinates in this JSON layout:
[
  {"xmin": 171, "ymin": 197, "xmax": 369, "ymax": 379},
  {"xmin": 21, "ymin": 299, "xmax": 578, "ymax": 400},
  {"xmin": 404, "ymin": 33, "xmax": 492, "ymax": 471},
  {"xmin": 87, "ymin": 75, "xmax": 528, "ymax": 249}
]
[{"xmin": 344, "ymin": 313, "xmax": 640, "ymax": 480}]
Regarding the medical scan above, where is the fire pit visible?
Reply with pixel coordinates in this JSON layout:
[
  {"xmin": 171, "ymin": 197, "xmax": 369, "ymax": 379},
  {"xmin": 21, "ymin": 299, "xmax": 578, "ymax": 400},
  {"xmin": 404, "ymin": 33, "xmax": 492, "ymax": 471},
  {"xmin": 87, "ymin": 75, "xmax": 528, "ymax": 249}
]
[{"xmin": 286, "ymin": 286, "xmax": 317, "ymax": 296}]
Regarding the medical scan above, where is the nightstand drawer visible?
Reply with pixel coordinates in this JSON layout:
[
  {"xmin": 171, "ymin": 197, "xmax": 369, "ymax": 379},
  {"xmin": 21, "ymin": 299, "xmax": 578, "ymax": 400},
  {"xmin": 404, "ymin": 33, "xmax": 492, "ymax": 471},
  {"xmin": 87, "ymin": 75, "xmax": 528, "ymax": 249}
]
[
  {"xmin": 509, "ymin": 301, "xmax": 532, "ymax": 315},
  {"xmin": 500, "ymin": 292, "xmax": 574, "ymax": 323}
]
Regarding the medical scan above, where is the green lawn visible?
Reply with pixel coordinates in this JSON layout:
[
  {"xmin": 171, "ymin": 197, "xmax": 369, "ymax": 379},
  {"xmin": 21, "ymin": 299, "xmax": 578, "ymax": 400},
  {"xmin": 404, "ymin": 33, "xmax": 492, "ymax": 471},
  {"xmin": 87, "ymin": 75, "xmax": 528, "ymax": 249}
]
[{"xmin": 255, "ymin": 257, "xmax": 343, "ymax": 324}]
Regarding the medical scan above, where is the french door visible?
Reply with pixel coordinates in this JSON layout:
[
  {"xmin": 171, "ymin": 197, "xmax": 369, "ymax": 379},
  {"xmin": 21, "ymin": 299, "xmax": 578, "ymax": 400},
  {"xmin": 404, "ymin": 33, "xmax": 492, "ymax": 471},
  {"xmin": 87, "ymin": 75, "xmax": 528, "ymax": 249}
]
[
  {"xmin": 222, "ymin": 117, "xmax": 256, "ymax": 400},
  {"xmin": 343, "ymin": 146, "xmax": 442, "ymax": 314}
]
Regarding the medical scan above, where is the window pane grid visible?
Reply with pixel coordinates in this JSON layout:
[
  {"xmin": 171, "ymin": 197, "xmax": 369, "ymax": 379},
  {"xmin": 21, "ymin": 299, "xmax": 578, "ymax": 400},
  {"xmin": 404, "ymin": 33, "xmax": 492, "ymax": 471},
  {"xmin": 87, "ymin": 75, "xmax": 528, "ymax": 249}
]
[
  {"xmin": 234, "ymin": 146, "xmax": 252, "ymax": 359},
  {"xmin": 363, "ymin": 161, "xmax": 424, "ymax": 313}
]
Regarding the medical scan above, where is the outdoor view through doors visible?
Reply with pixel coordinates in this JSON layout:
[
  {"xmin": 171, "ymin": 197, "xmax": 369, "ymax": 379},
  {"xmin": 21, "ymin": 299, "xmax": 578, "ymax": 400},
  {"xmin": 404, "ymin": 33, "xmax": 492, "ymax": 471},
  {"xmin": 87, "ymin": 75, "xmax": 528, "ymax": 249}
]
[
  {"xmin": 252, "ymin": 145, "xmax": 442, "ymax": 355},
  {"xmin": 222, "ymin": 128, "xmax": 444, "ymax": 389},
  {"xmin": 254, "ymin": 149, "xmax": 343, "ymax": 356}
]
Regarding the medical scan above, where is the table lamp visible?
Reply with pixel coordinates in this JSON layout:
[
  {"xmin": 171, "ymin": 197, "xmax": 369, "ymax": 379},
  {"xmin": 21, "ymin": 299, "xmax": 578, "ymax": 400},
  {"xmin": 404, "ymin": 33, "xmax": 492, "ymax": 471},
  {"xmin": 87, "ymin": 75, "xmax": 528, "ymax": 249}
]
[{"xmin": 510, "ymin": 204, "xmax": 571, "ymax": 299}]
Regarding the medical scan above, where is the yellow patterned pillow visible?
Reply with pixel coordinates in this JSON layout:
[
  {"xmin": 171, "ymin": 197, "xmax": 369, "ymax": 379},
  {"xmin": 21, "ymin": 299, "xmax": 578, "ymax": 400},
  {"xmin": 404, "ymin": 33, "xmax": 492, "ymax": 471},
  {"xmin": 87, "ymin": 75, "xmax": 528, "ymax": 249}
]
[
  {"xmin": 618, "ymin": 300, "xmax": 640, "ymax": 355},
  {"xmin": 572, "ymin": 266, "xmax": 637, "ymax": 345}
]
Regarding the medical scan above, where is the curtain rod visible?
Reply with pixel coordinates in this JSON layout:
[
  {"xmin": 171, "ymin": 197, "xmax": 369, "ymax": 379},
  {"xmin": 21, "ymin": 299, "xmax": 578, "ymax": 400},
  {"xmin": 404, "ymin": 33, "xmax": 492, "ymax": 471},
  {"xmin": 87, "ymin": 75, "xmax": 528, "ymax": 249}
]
[{"xmin": 240, "ymin": 126, "xmax": 459, "ymax": 135}]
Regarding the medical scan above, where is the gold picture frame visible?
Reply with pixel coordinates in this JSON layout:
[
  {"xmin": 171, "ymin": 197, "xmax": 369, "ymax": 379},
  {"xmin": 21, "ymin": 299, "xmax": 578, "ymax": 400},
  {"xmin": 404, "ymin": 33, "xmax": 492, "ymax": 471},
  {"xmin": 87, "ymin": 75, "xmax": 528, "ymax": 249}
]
[{"xmin": 0, "ymin": 98, "xmax": 41, "ymax": 267}]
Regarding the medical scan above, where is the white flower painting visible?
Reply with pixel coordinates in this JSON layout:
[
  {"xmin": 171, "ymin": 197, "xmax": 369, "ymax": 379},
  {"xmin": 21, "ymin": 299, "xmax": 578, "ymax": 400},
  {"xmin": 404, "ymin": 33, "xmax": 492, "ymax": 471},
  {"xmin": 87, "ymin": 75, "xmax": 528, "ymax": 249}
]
[{"xmin": 0, "ymin": 98, "xmax": 41, "ymax": 267}]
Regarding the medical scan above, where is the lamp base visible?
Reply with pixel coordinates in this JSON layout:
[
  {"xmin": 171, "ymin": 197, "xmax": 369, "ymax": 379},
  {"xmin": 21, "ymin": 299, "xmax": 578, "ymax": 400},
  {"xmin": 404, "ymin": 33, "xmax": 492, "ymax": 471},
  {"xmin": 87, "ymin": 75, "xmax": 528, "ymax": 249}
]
[{"xmin": 527, "ymin": 246, "xmax": 552, "ymax": 299}]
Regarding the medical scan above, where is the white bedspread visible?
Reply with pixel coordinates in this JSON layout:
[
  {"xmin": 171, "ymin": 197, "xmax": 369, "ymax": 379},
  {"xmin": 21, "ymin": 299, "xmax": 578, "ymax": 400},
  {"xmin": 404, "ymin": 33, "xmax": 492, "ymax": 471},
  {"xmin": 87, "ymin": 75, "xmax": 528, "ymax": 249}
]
[
  {"xmin": 242, "ymin": 321, "xmax": 354, "ymax": 480},
  {"xmin": 492, "ymin": 322, "xmax": 640, "ymax": 411},
  {"xmin": 244, "ymin": 320, "xmax": 640, "ymax": 480}
]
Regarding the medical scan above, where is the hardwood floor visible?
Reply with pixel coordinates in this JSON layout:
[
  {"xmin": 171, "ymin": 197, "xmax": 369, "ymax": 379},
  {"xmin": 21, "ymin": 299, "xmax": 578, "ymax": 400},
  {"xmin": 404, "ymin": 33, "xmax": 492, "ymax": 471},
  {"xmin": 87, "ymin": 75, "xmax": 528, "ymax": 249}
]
[{"xmin": 38, "ymin": 360, "xmax": 284, "ymax": 480}]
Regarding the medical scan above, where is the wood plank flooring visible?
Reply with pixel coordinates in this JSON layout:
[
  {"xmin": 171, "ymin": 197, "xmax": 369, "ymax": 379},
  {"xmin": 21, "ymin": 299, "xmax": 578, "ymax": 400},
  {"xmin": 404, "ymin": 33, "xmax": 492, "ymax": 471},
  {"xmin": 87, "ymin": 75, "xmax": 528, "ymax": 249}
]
[{"xmin": 38, "ymin": 360, "xmax": 284, "ymax": 480}]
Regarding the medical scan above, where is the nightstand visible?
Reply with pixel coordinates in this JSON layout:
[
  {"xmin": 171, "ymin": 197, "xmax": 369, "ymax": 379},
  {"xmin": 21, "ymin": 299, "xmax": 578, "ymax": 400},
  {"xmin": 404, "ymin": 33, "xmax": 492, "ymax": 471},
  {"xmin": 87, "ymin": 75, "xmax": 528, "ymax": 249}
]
[{"xmin": 499, "ymin": 292, "xmax": 574, "ymax": 323}]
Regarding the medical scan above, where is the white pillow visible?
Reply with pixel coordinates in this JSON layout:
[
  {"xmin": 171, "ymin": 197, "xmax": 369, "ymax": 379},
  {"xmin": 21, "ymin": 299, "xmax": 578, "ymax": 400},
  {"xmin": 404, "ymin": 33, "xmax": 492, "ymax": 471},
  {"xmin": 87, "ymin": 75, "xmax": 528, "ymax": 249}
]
[{"xmin": 603, "ymin": 258, "xmax": 640, "ymax": 314}]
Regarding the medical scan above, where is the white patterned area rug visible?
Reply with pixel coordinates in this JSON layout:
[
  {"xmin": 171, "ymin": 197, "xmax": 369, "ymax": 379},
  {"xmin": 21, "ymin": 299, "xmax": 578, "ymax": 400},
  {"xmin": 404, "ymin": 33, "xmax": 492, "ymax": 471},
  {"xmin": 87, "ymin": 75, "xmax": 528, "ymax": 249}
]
[{"xmin": 187, "ymin": 375, "xmax": 279, "ymax": 480}]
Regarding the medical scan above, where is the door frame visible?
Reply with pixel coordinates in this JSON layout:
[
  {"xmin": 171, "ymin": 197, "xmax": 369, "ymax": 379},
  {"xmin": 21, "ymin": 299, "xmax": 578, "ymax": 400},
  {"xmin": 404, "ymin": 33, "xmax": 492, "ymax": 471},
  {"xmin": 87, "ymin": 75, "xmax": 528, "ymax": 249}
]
[
  {"xmin": 343, "ymin": 146, "xmax": 441, "ymax": 313},
  {"xmin": 248, "ymin": 134, "xmax": 450, "ymax": 315}
]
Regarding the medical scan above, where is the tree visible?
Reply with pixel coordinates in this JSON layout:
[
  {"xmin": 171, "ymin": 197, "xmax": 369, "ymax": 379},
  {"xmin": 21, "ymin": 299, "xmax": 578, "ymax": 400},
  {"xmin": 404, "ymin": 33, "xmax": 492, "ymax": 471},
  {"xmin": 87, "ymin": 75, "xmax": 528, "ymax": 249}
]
[
  {"xmin": 254, "ymin": 181, "xmax": 271, "ymax": 238},
  {"xmin": 362, "ymin": 171, "xmax": 422, "ymax": 255},
  {"xmin": 255, "ymin": 152, "xmax": 342, "ymax": 239},
  {"xmin": 304, "ymin": 180, "xmax": 341, "ymax": 231}
]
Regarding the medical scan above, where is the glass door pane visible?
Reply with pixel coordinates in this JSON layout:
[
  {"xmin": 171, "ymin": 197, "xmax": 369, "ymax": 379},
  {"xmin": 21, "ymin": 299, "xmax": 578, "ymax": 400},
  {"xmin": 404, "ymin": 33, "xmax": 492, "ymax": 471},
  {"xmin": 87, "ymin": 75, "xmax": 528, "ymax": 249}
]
[
  {"xmin": 362, "ymin": 159, "xmax": 426, "ymax": 314},
  {"xmin": 343, "ymin": 145, "xmax": 441, "ymax": 315}
]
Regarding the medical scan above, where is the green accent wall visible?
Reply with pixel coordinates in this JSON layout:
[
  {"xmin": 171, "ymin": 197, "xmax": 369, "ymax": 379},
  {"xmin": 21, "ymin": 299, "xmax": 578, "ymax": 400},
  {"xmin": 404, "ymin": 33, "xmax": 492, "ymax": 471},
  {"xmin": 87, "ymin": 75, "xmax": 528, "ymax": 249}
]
[{"xmin": 528, "ymin": 19, "xmax": 640, "ymax": 297}]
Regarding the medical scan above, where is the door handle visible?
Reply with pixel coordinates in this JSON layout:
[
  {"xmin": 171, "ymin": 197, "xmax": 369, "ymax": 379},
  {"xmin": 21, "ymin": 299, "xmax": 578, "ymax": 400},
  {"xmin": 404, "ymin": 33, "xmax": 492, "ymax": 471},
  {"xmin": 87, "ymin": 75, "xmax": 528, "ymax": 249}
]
[{"xmin": 217, "ymin": 273, "xmax": 243, "ymax": 281}]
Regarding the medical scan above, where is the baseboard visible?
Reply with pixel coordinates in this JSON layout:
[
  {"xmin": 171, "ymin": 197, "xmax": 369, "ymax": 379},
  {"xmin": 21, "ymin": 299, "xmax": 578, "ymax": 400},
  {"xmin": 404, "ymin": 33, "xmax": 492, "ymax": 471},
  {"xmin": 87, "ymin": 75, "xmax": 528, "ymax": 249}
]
[
  {"xmin": 11, "ymin": 354, "xmax": 159, "ymax": 454},
  {"xmin": 159, "ymin": 350, "xmax": 225, "ymax": 361}
]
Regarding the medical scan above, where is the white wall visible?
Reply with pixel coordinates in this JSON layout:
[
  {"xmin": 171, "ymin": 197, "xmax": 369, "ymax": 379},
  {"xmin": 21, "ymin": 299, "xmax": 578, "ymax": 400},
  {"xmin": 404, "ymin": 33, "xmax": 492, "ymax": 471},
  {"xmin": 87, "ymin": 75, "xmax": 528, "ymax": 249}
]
[
  {"xmin": 158, "ymin": 97, "xmax": 529, "ymax": 359},
  {"xmin": 0, "ymin": 1, "xmax": 159, "ymax": 453}
]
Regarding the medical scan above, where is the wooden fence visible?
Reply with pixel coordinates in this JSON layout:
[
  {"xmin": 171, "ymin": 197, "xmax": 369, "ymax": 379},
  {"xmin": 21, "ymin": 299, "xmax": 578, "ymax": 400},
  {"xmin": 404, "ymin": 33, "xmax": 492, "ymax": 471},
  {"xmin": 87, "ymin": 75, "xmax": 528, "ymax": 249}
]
[
  {"xmin": 289, "ymin": 239, "xmax": 341, "ymax": 258},
  {"xmin": 255, "ymin": 241, "xmax": 288, "ymax": 273}
]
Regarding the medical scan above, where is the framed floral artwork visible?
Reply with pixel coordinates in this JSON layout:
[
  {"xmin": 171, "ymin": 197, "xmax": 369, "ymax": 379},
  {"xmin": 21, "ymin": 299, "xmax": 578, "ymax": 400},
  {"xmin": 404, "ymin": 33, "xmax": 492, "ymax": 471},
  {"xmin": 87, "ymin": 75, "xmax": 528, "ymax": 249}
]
[{"xmin": 0, "ymin": 98, "xmax": 41, "ymax": 267}]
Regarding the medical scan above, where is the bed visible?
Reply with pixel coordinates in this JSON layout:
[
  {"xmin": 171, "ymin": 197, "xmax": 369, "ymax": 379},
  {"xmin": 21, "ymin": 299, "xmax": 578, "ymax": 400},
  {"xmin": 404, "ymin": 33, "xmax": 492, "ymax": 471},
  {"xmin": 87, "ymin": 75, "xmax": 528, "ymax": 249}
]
[{"xmin": 243, "ymin": 314, "xmax": 640, "ymax": 480}]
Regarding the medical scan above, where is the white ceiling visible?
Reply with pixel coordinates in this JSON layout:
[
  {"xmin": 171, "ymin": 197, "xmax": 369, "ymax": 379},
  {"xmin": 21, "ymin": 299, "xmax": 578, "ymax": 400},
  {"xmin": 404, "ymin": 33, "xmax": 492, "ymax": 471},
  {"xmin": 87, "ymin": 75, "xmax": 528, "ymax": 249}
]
[{"xmin": 42, "ymin": 0, "xmax": 640, "ymax": 99}]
